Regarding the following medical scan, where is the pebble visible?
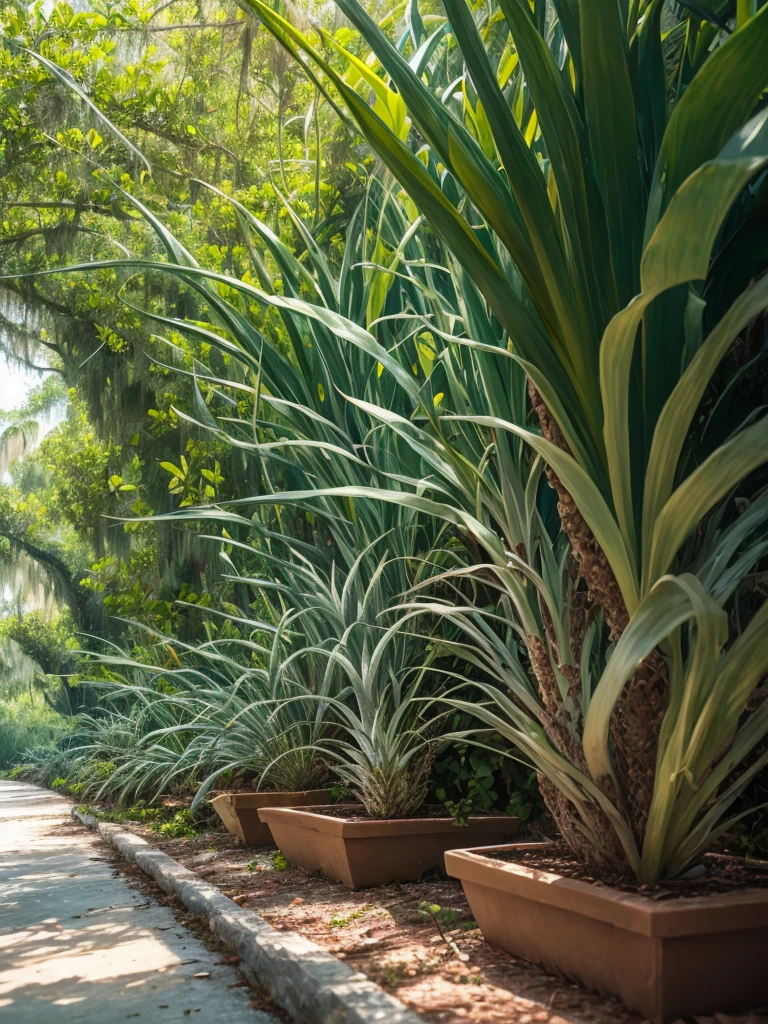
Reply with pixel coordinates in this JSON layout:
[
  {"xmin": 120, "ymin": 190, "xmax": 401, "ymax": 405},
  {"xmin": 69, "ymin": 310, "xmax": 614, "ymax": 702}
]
[{"xmin": 188, "ymin": 852, "xmax": 219, "ymax": 867}]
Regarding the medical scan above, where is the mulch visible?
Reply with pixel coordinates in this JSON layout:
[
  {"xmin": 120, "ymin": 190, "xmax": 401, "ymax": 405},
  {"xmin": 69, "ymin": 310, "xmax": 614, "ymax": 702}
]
[{"xmin": 487, "ymin": 845, "xmax": 768, "ymax": 899}]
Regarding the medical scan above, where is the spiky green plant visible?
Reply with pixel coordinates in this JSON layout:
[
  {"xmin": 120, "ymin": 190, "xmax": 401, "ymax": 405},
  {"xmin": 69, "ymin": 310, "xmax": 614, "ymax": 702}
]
[
  {"xmin": 9, "ymin": 9, "xmax": 768, "ymax": 877},
  {"xmin": 6, "ymin": 162, "xmax": 484, "ymax": 817},
  {"xmin": 266, "ymin": 538, "xmax": 453, "ymax": 819},
  {"xmin": 66, "ymin": 615, "xmax": 334, "ymax": 807},
  {"xmin": 184, "ymin": 0, "xmax": 768, "ymax": 879}
]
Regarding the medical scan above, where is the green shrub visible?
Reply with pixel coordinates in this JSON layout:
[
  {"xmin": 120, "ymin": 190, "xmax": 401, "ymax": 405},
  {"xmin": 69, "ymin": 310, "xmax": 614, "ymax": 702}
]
[{"xmin": 0, "ymin": 694, "xmax": 71, "ymax": 772}]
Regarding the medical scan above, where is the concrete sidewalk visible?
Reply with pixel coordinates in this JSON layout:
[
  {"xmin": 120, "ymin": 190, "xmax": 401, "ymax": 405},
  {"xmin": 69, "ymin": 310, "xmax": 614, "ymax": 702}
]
[{"xmin": 0, "ymin": 781, "xmax": 277, "ymax": 1023}]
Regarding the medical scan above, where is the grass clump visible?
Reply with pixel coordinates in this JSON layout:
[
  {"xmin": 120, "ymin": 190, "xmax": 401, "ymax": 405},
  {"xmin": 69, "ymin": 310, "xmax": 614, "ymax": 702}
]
[
  {"xmin": 271, "ymin": 850, "xmax": 288, "ymax": 871},
  {"xmin": 0, "ymin": 694, "xmax": 71, "ymax": 773}
]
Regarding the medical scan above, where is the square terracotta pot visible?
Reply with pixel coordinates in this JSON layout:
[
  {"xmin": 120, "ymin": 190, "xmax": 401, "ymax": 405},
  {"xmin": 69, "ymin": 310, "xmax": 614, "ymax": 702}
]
[
  {"xmin": 257, "ymin": 804, "xmax": 520, "ymax": 888},
  {"xmin": 210, "ymin": 789, "xmax": 333, "ymax": 846},
  {"xmin": 445, "ymin": 842, "xmax": 768, "ymax": 1023}
]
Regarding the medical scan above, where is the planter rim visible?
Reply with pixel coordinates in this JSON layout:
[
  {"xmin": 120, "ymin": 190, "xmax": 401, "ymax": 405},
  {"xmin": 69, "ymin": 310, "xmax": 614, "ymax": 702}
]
[
  {"xmin": 444, "ymin": 842, "xmax": 768, "ymax": 938},
  {"xmin": 257, "ymin": 804, "xmax": 519, "ymax": 840},
  {"xmin": 211, "ymin": 789, "xmax": 332, "ymax": 811}
]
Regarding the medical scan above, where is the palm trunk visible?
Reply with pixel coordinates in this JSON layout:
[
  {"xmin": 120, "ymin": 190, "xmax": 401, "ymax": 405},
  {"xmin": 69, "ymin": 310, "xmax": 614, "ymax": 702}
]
[
  {"xmin": 528, "ymin": 383, "xmax": 668, "ymax": 849},
  {"xmin": 524, "ymin": 632, "xmax": 630, "ymax": 872}
]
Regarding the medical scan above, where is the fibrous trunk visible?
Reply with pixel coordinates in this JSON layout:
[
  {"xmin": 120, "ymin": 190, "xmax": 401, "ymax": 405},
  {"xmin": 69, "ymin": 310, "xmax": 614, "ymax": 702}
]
[
  {"xmin": 528, "ymin": 383, "xmax": 668, "ymax": 853},
  {"xmin": 524, "ymin": 632, "xmax": 630, "ymax": 873}
]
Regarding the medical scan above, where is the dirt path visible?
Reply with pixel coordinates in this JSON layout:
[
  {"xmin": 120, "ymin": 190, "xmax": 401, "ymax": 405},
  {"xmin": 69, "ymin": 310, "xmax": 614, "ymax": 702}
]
[{"xmin": 0, "ymin": 781, "xmax": 277, "ymax": 1024}]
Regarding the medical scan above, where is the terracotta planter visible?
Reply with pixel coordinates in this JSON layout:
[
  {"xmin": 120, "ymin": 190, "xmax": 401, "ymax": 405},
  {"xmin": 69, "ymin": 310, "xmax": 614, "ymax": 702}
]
[
  {"xmin": 257, "ymin": 804, "xmax": 519, "ymax": 888},
  {"xmin": 210, "ymin": 789, "xmax": 334, "ymax": 846},
  {"xmin": 445, "ymin": 842, "xmax": 768, "ymax": 1023}
]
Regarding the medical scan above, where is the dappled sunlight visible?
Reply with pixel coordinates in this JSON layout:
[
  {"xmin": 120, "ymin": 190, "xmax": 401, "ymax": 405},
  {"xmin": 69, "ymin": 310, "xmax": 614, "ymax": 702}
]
[
  {"xmin": 1, "ymin": 0, "xmax": 768, "ymax": 1018},
  {"xmin": 0, "ymin": 965, "xmax": 215, "ymax": 1020},
  {"xmin": 1, "ymin": 914, "xmax": 154, "ymax": 973},
  {"xmin": 0, "ymin": 783, "xmax": 272, "ymax": 1022}
]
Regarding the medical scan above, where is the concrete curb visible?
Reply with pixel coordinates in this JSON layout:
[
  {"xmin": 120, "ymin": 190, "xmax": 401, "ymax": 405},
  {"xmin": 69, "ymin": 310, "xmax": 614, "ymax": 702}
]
[{"xmin": 72, "ymin": 809, "xmax": 422, "ymax": 1024}]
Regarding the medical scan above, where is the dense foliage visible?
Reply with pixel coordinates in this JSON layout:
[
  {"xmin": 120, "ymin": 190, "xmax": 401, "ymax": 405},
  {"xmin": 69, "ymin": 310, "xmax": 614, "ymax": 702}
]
[
  {"xmin": 1, "ymin": 0, "xmax": 767, "ymax": 884},
  {"xmin": 0, "ymin": 0, "xmax": 356, "ymax": 757}
]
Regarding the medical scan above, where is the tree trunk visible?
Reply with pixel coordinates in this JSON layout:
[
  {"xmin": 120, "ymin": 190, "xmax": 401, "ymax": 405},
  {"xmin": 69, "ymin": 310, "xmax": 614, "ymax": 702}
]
[
  {"xmin": 528, "ymin": 382, "xmax": 668, "ymax": 848},
  {"xmin": 535, "ymin": 775, "xmax": 628, "ymax": 873},
  {"xmin": 524, "ymin": 631, "xmax": 631, "ymax": 873}
]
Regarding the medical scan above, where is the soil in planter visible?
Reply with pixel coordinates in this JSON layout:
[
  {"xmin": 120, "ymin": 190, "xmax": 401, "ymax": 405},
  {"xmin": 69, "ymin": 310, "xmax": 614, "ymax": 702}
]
[{"xmin": 487, "ymin": 844, "xmax": 768, "ymax": 899}]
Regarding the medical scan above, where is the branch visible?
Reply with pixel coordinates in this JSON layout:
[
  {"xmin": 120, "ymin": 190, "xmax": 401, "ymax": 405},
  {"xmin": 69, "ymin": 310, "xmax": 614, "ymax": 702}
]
[
  {"xmin": 28, "ymin": 364, "xmax": 65, "ymax": 376},
  {"xmin": 1, "ymin": 224, "xmax": 127, "ymax": 248},
  {"xmin": 148, "ymin": 0, "xmax": 191, "ymax": 20},
  {"xmin": 119, "ymin": 19, "xmax": 243, "ymax": 31},
  {"xmin": 0, "ymin": 527, "xmax": 87, "ymax": 623},
  {"xmin": 4, "ymin": 201, "xmax": 133, "ymax": 221},
  {"xmin": 130, "ymin": 118, "xmax": 240, "ymax": 162},
  {"xmin": 0, "ymin": 229, "xmax": 51, "ymax": 247}
]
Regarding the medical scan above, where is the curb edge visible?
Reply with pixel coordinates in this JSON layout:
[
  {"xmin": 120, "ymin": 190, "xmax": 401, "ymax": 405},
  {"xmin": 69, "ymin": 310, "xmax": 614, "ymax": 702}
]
[{"xmin": 71, "ymin": 808, "xmax": 422, "ymax": 1024}]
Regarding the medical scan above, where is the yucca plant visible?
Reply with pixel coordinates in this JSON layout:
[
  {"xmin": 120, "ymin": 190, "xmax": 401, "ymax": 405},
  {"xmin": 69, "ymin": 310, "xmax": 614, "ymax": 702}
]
[
  {"xmin": 210, "ymin": 0, "xmax": 768, "ymax": 881},
  {"xmin": 134, "ymin": 186, "xmax": 548, "ymax": 820},
  {"xmin": 173, "ymin": 522, "xmax": 458, "ymax": 821},
  {"xmin": 7, "ymin": 149, "xmax": 479, "ymax": 816},
  {"xmin": 70, "ymin": 532, "xmax": 459, "ymax": 818},
  {"xmin": 249, "ymin": 536, "xmax": 451, "ymax": 818},
  {"xmin": 71, "ymin": 622, "xmax": 334, "ymax": 808},
  {"xmin": 12, "ymin": 11, "xmax": 768, "ymax": 877},
  {"xmin": 57, "ymin": 548, "xmax": 349, "ymax": 808},
  {"xmin": 55, "ymin": 685, "xmax": 198, "ymax": 805}
]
